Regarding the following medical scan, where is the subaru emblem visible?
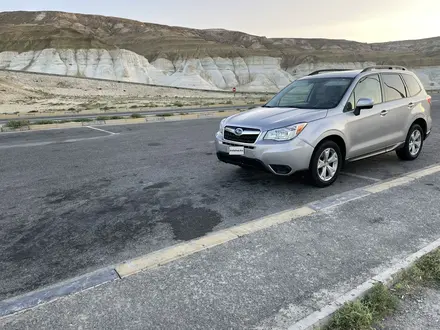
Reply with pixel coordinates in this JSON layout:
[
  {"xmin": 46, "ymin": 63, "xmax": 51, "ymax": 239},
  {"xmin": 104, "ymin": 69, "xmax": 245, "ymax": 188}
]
[{"xmin": 235, "ymin": 128, "xmax": 244, "ymax": 136}]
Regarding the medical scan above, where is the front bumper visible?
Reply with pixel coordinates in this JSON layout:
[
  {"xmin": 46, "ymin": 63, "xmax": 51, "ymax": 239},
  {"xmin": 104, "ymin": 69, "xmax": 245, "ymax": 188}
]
[{"xmin": 215, "ymin": 132, "xmax": 314, "ymax": 176}]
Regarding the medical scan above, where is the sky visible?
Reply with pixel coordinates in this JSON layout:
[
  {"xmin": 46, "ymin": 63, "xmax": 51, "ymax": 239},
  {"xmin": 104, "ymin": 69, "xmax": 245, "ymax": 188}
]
[{"xmin": 1, "ymin": 0, "xmax": 439, "ymax": 43}]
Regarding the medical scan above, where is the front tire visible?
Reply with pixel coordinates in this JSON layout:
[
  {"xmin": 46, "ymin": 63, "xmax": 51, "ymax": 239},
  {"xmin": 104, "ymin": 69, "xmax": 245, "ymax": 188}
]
[
  {"xmin": 396, "ymin": 124, "xmax": 424, "ymax": 161},
  {"xmin": 309, "ymin": 140, "xmax": 342, "ymax": 188}
]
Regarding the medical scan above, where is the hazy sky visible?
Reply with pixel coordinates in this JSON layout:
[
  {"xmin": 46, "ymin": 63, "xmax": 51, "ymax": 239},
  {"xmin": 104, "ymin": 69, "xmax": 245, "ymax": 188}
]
[{"xmin": 1, "ymin": 0, "xmax": 439, "ymax": 42}]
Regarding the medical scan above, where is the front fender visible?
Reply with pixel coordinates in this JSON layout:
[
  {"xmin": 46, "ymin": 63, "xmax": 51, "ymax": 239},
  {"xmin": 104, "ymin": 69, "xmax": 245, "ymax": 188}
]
[{"xmin": 308, "ymin": 129, "xmax": 347, "ymax": 148}]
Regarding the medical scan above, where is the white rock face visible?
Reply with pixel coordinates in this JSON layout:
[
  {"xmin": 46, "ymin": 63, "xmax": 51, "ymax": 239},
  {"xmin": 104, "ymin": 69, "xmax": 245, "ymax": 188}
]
[{"xmin": 1, "ymin": 48, "xmax": 439, "ymax": 91}]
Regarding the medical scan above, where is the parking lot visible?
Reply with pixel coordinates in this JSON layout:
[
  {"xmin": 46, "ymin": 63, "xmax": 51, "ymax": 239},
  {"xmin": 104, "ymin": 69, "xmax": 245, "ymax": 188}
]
[{"xmin": 0, "ymin": 95, "xmax": 439, "ymax": 301}]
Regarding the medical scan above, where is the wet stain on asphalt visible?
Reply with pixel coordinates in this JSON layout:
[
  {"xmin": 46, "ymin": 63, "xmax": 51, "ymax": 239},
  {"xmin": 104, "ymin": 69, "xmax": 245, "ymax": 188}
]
[
  {"xmin": 160, "ymin": 203, "xmax": 222, "ymax": 241},
  {"xmin": 1, "ymin": 177, "xmax": 223, "ymax": 299},
  {"xmin": 45, "ymin": 178, "xmax": 112, "ymax": 204}
]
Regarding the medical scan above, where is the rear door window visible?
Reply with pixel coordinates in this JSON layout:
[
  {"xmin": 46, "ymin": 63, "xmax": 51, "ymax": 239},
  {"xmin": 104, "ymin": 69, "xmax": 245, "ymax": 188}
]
[
  {"xmin": 382, "ymin": 74, "xmax": 407, "ymax": 101},
  {"xmin": 402, "ymin": 74, "xmax": 422, "ymax": 96},
  {"xmin": 353, "ymin": 74, "xmax": 382, "ymax": 104},
  {"xmin": 346, "ymin": 74, "xmax": 382, "ymax": 111}
]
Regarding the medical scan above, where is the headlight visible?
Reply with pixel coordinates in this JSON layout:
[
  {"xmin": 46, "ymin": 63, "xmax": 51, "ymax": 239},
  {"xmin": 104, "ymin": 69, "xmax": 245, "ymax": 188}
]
[
  {"xmin": 264, "ymin": 123, "xmax": 308, "ymax": 141},
  {"xmin": 219, "ymin": 118, "xmax": 227, "ymax": 135}
]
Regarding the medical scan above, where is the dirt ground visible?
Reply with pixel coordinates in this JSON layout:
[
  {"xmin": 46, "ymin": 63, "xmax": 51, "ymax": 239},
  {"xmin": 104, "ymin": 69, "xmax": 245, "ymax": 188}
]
[{"xmin": 0, "ymin": 70, "xmax": 270, "ymax": 117}]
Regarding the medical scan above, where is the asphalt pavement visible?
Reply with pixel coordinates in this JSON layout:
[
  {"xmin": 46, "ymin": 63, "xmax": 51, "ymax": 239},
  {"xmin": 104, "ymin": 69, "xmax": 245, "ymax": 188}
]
[
  {"xmin": 0, "ymin": 95, "xmax": 439, "ymax": 303},
  {"xmin": 2, "ymin": 166, "xmax": 440, "ymax": 329}
]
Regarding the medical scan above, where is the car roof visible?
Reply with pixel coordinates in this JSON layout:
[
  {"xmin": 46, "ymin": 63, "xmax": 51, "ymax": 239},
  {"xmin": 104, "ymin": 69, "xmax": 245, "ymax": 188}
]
[
  {"xmin": 300, "ymin": 68, "xmax": 412, "ymax": 80},
  {"xmin": 300, "ymin": 70, "xmax": 362, "ymax": 79}
]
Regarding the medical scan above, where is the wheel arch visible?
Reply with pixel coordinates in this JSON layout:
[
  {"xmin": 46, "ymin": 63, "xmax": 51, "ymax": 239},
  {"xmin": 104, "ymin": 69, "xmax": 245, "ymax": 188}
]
[
  {"xmin": 313, "ymin": 133, "xmax": 347, "ymax": 161},
  {"xmin": 411, "ymin": 117, "xmax": 428, "ymax": 139}
]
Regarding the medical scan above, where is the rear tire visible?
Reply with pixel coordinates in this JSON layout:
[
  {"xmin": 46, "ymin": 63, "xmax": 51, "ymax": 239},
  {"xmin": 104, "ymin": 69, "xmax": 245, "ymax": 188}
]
[
  {"xmin": 396, "ymin": 124, "xmax": 424, "ymax": 161},
  {"xmin": 309, "ymin": 140, "xmax": 342, "ymax": 188}
]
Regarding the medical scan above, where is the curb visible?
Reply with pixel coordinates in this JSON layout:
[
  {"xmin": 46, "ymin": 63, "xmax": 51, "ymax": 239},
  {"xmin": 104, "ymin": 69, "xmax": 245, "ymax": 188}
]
[
  {"xmin": 0, "ymin": 268, "xmax": 119, "ymax": 318},
  {"xmin": 1, "ymin": 163, "xmax": 440, "ymax": 319},
  {"xmin": 0, "ymin": 110, "xmax": 241, "ymax": 133}
]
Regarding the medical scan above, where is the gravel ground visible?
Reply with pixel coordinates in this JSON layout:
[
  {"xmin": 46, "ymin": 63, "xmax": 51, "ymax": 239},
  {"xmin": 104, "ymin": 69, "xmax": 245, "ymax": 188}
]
[{"xmin": 380, "ymin": 286, "xmax": 440, "ymax": 329}]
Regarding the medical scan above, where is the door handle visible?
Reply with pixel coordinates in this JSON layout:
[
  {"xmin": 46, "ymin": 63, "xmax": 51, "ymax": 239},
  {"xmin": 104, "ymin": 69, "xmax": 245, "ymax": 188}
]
[
  {"xmin": 380, "ymin": 110, "xmax": 388, "ymax": 117},
  {"xmin": 408, "ymin": 102, "xmax": 415, "ymax": 109}
]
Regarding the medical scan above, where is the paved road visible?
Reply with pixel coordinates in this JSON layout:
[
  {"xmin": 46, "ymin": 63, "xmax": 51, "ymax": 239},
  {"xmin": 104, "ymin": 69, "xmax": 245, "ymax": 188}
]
[
  {"xmin": 3, "ymin": 168, "xmax": 440, "ymax": 329},
  {"xmin": 0, "ymin": 95, "xmax": 439, "ymax": 301},
  {"xmin": 0, "ymin": 104, "xmax": 254, "ymax": 124}
]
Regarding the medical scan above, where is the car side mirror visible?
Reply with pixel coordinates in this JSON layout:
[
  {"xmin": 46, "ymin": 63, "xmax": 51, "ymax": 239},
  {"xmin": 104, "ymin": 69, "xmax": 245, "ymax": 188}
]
[{"xmin": 354, "ymin": 98, "xmax": 374, "ymax": 116}]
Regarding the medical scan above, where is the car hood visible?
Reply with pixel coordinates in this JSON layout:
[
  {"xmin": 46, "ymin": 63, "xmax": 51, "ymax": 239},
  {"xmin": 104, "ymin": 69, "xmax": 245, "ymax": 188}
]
[{"xmin": 224, "ymin": 107, "xmax": 328, "ymax": 131}]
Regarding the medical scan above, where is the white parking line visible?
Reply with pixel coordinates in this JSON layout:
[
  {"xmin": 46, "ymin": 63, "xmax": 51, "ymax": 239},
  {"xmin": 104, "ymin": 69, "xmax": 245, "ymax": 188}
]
[
  {"xmin": 85, "ymin": 126, "xmax": 118, "ymax": 135},
  {"xmin": 340, "ymin": 171, "xmax": 381, "ymax": 182}
]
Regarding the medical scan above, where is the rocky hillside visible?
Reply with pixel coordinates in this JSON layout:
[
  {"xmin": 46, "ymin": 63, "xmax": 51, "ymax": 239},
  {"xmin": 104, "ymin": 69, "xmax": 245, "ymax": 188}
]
[{"xmin": 0, "ymin": 11, "xmax": 439, "ymax": 91}]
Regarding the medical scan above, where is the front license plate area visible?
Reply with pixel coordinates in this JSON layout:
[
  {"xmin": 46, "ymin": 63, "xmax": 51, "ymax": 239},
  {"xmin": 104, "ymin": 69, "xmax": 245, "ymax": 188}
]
[{"xmin": 228, "ymin": 146, "xmax": 245, "ymax": 156}]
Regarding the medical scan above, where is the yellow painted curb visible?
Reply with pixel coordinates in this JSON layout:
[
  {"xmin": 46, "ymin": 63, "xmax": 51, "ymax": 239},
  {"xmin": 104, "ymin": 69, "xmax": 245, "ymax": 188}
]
[
  {"xmin": 363, "ymin": 165, "xmax": 440, "ymax": 194},
  {"xmin": 407, "ymin": 165, "xmax": 440, "ymax": 179},
  {"xmin": 115, "ymin": 206, "xmax": 315, "ymax": 278},
  {"xmin": 30, "ymin": 123, "xmax": 83, "ymax": 130},
  {"xmin": 123, "ymin": 118, "xmax": 146, "ymax": 124},
  {"xmin": 364, "ymin": 176, "xmax": 415, "ymax": 193},
  {"xmin": 229, "ymin": 207, "xmax": 315, "ymax": 236}
]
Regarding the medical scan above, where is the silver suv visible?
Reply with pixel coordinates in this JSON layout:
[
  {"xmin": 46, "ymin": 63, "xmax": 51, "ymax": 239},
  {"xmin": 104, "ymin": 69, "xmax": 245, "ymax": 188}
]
[{"xmin": 215, "ymin": 66, "xmax": 432, "ymax": 187}]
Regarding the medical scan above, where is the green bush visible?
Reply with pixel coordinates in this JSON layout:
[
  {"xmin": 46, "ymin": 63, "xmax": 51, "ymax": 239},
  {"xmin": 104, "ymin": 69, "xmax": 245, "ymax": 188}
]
[
  {"xmin": 326, "ymin": 300, "xmax": 373, "ymax": 330},
  {"xmin": 130, "ymin": 113, "xmax": 144, "ymax": 118},
  {"xmin": 362, "ymin": 284, "xmax": 398, "ymax": 320},
  {"xmin": 110, "ymin": 116, "xmax": 124, "ymax": 120},
  {"xmin": 415, "ymin": 248, "xmax": 440, "ymax": 282},
  {"xmin": 34, "ymin": 120, "xmax": 55, "ymax": 125},
  {"xmin": 156, "ymin": 113, "xmax": 174, "ymax": 117},
  {"xmin": 326, "ymin": 284, "xmax": 398, "ymax": 330},
  {"xmin": 5, "ymin": 120, "xmax": 30, "ymax": 129},
  {"xmin": 71, "ymin": 118, "xmax": 93, "ymax": 123},
  {"xmin": 96, "ymin": 116, "xmax": 110, "ymax": 121}
]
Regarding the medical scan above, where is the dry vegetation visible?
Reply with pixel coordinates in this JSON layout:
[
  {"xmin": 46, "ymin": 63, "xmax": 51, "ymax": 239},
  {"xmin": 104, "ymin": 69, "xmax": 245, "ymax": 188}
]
[{"xmin": 0, "ymin": 70, "xmax": 269, "ymax": 116}]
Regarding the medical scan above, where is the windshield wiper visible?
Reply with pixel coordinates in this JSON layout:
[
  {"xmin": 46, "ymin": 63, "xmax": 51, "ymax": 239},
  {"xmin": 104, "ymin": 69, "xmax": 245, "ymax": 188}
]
[{"xmin": 277, "ymin": 105, "xmax": 306, "ymax": 109}]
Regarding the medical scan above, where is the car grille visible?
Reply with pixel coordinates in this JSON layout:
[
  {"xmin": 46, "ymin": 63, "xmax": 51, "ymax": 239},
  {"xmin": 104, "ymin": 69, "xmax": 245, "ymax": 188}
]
[{"xmin": 224, "ymin": 126, "xmax": 260, "ymax": 144}]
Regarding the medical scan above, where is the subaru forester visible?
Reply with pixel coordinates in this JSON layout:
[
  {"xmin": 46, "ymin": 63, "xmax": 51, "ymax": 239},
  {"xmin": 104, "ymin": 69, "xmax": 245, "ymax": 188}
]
[{"xmin": 215, "ymin": 66, "xmax": 432, "ymax": 187}]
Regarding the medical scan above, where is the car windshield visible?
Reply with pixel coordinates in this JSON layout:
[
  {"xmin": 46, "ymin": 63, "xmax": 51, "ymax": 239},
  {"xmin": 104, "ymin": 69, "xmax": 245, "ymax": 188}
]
[{"xmin": 264, "ymin": 77, "xmax": 353, "ymax": 109}]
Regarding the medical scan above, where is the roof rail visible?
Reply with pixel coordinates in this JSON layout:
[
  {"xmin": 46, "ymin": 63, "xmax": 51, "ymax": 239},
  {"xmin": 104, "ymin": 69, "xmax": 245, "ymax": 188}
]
[
  {"xmin": 308, "ymin": 69, "xmax": 352, "ymax": 76},
  {"xmin": 361, "ymin": 65, "xmax": 407, "ymax": 73}
]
